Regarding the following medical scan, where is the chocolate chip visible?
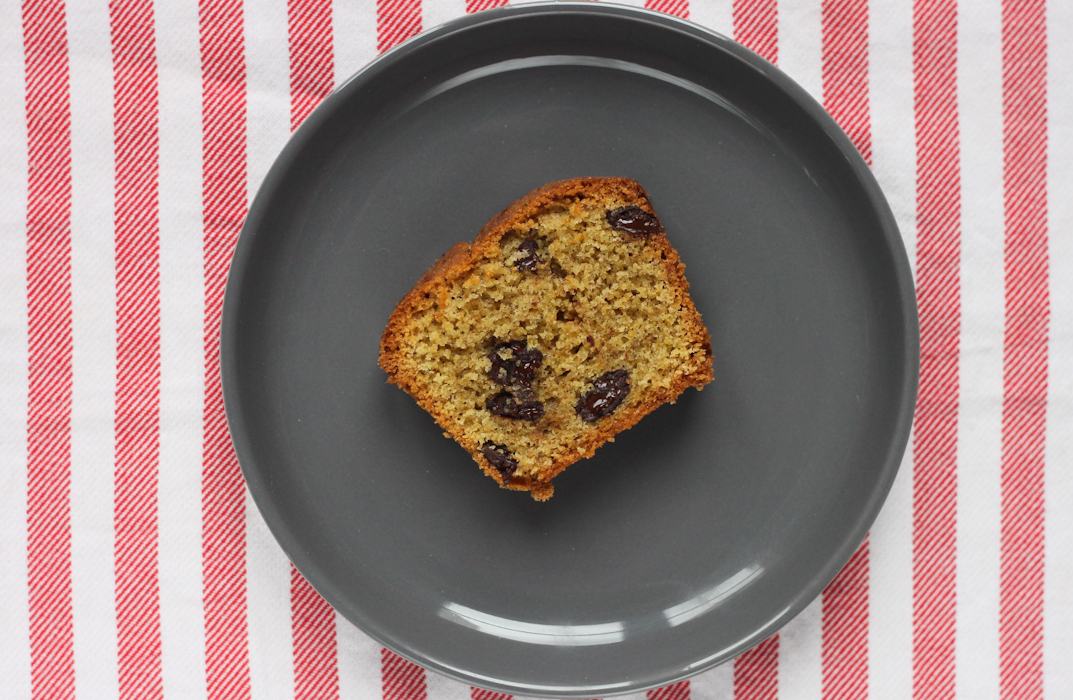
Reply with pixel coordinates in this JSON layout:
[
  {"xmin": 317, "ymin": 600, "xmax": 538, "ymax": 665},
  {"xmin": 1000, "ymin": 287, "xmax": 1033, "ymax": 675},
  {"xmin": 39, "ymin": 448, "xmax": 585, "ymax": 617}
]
[
  {"xmin": 576, "ymin": 369, "xmax": 631, "ymax": 422},
  {"xmin": 607, "ymin": 206, "xmax": 663, "ymax": 237},
  {"xmin": 486, "ymin": 391, "xmax": 545, "ymax": 421},
  {"xmin": 481, "ymin": 442, "xmax": 518, "ymax": 480},
  {"xmin": 488, "ymin": 341, "xmax": 543, "ymax": 387},
  {"xmin": 486, "ymin": 340, "xmax": 546, "ymax": 421},
  {"xmin": 514, "ymin": 240, "xmax": 540, "ymax": 272},
  {"xmin": 486, "ymin": 392, "xmax": 512, "ymax": 416}
]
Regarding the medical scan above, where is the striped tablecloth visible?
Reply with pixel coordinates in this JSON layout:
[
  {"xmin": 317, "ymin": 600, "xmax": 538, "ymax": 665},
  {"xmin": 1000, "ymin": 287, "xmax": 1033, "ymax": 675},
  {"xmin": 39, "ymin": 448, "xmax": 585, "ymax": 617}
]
[{"xmin": 1, "ymin": 0, "xmax": 1069, "ymax": 697}]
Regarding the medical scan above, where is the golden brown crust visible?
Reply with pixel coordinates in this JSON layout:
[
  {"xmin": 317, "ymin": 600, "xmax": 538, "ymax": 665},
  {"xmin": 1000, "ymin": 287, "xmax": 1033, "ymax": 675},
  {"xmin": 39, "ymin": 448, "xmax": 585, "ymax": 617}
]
[{"xmin": 380, "ymin": 177, "xmax": 713, "ymax": 500}]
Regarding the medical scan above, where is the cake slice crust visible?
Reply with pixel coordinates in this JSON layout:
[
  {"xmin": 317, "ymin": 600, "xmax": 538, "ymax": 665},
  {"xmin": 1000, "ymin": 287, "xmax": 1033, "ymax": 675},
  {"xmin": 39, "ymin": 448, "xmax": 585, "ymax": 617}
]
[{"xmin": 379, "ymin": 177, "xmax": 713, "ymax": 500}]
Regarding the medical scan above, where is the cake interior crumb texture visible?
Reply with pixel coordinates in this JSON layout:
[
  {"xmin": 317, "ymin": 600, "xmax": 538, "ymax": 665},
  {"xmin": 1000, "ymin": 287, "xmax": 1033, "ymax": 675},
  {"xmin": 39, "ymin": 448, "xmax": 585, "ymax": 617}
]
[{"xmin": 379, "ymin": 178, "xmax": 713, "ymax": 500}]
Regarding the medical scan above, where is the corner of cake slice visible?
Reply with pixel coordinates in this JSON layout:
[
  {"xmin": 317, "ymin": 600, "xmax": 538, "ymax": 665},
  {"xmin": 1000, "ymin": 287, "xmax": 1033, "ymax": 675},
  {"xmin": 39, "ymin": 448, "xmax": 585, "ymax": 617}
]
[{"xmin": 379, "ymin": 177, "xmax": 713, "ymax": 501}]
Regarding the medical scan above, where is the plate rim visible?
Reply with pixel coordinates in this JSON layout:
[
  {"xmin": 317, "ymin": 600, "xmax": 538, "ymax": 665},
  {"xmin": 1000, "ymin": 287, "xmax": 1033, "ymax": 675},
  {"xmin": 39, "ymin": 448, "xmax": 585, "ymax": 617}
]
[{"xmin": 221, "ymin": 3, "xmax": 921, "ymax": 695}]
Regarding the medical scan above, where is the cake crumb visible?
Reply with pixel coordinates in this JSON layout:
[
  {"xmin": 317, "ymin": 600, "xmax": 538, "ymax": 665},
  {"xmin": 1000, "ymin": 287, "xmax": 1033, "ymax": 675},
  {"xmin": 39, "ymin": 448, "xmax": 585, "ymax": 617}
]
[{"xmin": 379, "ymin": 177, "xmax": 713, "ymax": 500}]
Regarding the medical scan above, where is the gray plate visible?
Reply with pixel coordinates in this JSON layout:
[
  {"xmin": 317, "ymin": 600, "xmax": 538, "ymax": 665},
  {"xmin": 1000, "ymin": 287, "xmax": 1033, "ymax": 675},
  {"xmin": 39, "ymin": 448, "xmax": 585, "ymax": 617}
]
[{"xmin": 221, "ymin": 3, "xmax": 919, "ymax": 696}]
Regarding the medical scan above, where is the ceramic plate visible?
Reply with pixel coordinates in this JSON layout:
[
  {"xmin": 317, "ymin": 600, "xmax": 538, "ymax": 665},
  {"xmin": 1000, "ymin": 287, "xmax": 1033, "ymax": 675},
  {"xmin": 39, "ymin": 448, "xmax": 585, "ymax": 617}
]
[{"xmin": 221, "ymin": 4, "xmax": 919, "ymax": 696}]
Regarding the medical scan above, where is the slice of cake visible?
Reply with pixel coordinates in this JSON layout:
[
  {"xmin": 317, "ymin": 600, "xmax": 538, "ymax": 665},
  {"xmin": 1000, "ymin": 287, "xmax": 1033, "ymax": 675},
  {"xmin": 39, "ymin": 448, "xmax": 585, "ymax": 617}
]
[{"xmin": 379, "ymin": 177, "xmax": 713, "ymax": 500}]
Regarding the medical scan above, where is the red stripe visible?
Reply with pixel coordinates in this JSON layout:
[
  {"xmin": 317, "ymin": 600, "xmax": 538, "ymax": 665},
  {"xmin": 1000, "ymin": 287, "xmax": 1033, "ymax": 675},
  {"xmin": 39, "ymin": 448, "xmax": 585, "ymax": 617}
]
[
  {"xmin": 911, "ymin": 0, "xmax": 961, "ymax": 698},
  {"xmin": 377, "ymin": 0, "xmax": 420, "ymax": 53},
  {"xmin": 649, "ymin": 680, "xmax": 691, "ymax": 700},
  {"xmin": 199, "ymin": 0, "xmax": 249, "ymax": 697},
  {"xmin": 822, "ymin": 539, "xmax": 870, "ymax": 700},
  {"xmin": 382, "ymin": 649, "xmax": 428, "ymax": 700},
  {"xmin": 22, "ymin": 0, "xmax": 74, "ymax": 696},
  {"xmin": 645, "ymin": 0, "xmax": 688, "ymax": 20},
  {"xmin": 733, "ymin": 0, "xmax": 777, "ymax": 64},
  {"xmin": 110, "ymin": 0, "xmax": 164, "ymax": 697},
  {"xmin": 372, "ymin": 7, "xmax": 426, "ymax": 696},
  {"xmin": 465, "ymin": 0, "xmax": 506, "ymax": 14},
  {"xmin": 999, "ymin": 0, "xmax": 1048, "ymax": 697},
  {"xmin": 819, "ymin": 0, "xmax": 871, "ymax": 697},
  {"xmin": 471, "ymin": 690, "xmax": 512, "ymax": 700},
  {"xmin": 289, "ymin": 0, "xmax": 333, "ymax": 130},
  {"xmin": 291, "ymin": 568, "xmax": 338, "ymax": 700},
  {"xmin": 287, "ymin": 2, "xmax": 340, "ymax": 698},
  {"xmin": 735, "ymin": 636, "xmax": 779, "ymax": 700},
  {"xmin": 732, "ymin": 8, "xmax": 780, "ymax": 696},
  {"xmin": 822, "ymin": 0, "xmax": 870, "ymax": 164}
]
